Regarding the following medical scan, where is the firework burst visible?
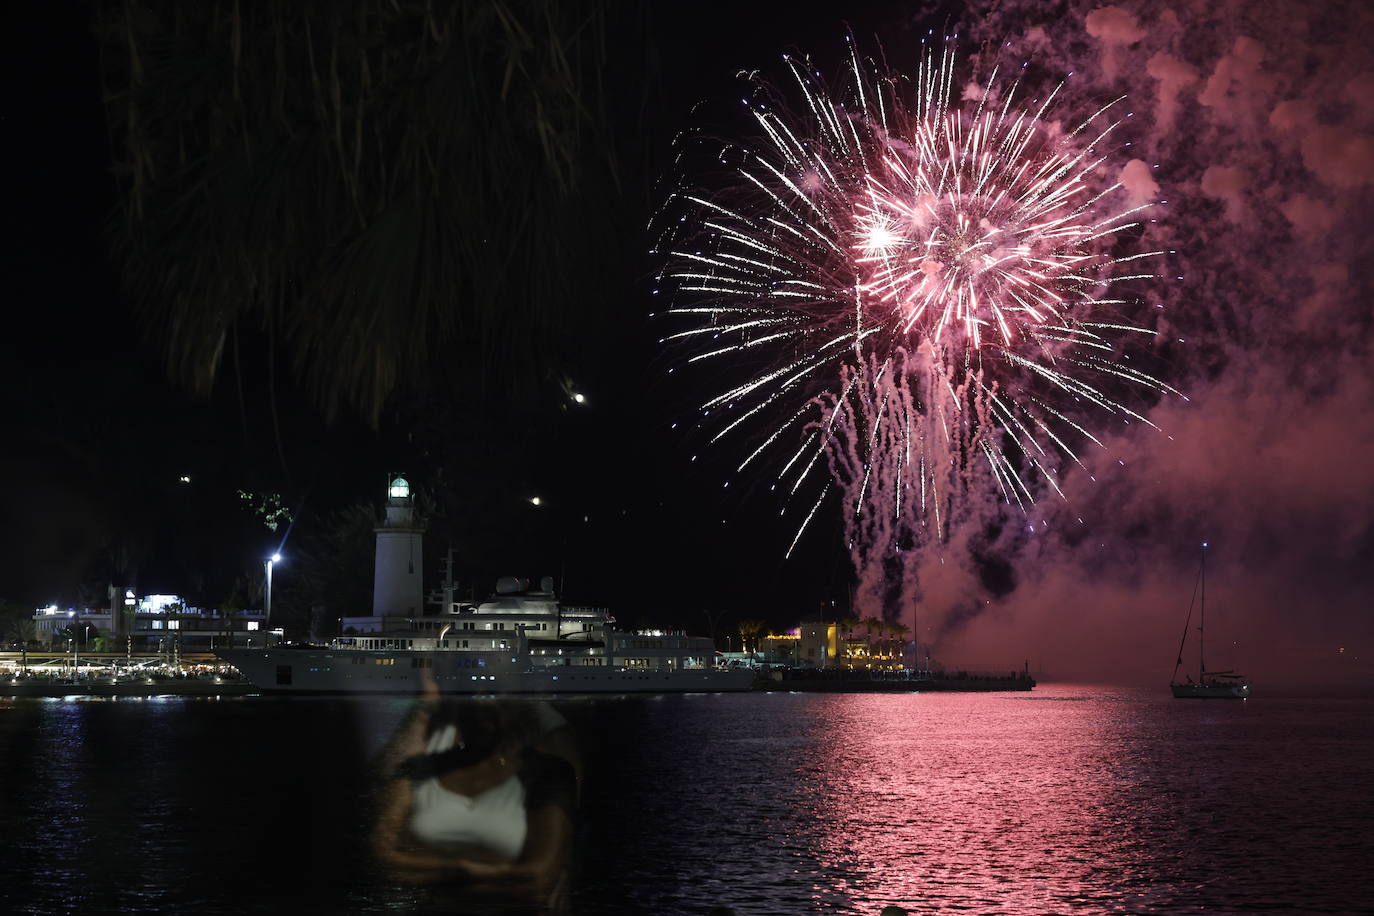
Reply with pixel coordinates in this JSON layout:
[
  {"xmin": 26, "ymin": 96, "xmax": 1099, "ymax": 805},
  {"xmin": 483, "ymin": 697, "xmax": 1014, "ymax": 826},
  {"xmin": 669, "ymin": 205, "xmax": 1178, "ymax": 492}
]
[{"xmin": 655, "ymin": 39, "xmax": 1178, "ymax": 569}]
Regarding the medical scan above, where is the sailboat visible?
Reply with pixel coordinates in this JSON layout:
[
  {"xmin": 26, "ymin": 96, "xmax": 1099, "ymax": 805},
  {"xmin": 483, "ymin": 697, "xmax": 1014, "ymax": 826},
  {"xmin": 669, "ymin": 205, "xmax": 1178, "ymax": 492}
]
[{"xmin": 1170, "ymin": 542, "xmax": 1250, "ymax": 699}]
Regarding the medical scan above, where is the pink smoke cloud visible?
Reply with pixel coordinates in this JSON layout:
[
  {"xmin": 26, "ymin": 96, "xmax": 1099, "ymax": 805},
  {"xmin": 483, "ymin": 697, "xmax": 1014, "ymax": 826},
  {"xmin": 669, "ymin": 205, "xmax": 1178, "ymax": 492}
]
[
  {"xmin": 1347, "ymin": 73, "xmax": 1374, "ymax": 120},
  {"xmin": 1084, "ymin": 6, "xmax": 1144, "ymax": 44},
  {"xmin": 914, "ymin": 0, "xmax": 1374, "ymax": 691},
  {"xmin": 1269, "ymin": 99, "xmax": 1317, "ymax": 132},
  {"xmin": 1280, "ymin": 194, "xmax": 1338, "ymax": 239},
  {"xmin": 1119, "ymin": 158, "xmax": 1160, "ymax": 206},
  {"xmin": 1085, "ymin": 6, "xmax": 1144, "ymax": 81},
  {"xmin": 1198, "ymin": 36, "xmax": 1276, "ymax": 108},
  {"xmin": 1146, "ymin": 52, "xmax": 1199, "ymax": 131},
  {"xmin": 1300, "ymin": 126, "xmax": 1374, "ymax": 189},
  {"xmin": 1200, "ymin": 164, "xmax": 1248, "ymax": 222}
]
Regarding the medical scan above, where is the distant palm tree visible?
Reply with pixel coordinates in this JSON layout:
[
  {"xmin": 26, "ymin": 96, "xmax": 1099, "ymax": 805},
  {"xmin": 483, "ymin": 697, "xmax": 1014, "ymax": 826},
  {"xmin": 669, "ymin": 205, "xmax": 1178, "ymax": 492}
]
[
  {"xmin": 867, "ymin": 621, "xmax": 887, "ymax": 663},
  {"xmin": 889, "ymin": 621, "xmax": 911, "ymax": 665},
  {"xmin": 8, "ymin": 620, "xmax": 36, "ymax": 672},
  {"xmin": 736, "ymin": 619, "xmax": 765, "ymax": 654}
]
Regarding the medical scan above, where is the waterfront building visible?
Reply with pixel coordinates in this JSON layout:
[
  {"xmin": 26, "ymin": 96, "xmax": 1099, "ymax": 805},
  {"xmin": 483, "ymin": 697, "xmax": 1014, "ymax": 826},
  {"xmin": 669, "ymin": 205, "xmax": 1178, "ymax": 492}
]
[
  {"xmin": 32, "ymin": 596, "xmax": 271, "ymax": 650},
  {"xmin": 797, "ymin": 621, "xmax": 839, "ymax": 667},
  {"xmin": 759, "ymin": 631, "xmax": 799, "ymax": 664},
  {"xmin": 763, "ymin": 621, "xmax": 908, "ymax": 670}
]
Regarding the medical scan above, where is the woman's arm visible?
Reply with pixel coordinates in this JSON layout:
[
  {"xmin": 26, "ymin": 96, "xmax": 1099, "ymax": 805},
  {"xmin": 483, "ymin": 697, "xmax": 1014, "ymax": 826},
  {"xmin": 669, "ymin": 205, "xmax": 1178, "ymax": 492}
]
[
  {"xmin": 374, "ymin": 783, "xmax": 572, "ymax": 895},
  {"xmin": 450, "ymin": 750, "xmax": 578, "ymax": 901},
  {"xmin": 373, "ymin": 776, "xmax": 449, "ymax": 884},
  {"xmin": 447, "ymin": 802, "xmax": 575, "ymax": 902},
  {"xmin": 373, "ymin": 673, "xmax": 455, "ymax": 884},
  {"xmin": 377, "ymin": 671, "xmax": 441, "ymax": 777}
]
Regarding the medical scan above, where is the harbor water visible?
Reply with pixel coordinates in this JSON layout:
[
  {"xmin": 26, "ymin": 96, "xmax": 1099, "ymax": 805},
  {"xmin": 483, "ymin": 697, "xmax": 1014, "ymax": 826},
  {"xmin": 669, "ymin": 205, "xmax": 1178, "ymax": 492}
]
[{"xmin": 1, "ymin": 685, "xmax": 1370, "ymax": 914}]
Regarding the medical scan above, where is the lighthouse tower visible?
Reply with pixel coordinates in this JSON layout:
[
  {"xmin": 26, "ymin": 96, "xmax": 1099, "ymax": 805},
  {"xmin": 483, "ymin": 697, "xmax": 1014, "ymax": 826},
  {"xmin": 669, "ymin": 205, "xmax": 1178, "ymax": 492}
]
[{"xmin": 373, "ymin": 474, "xmax": 424, "ymax": 617}]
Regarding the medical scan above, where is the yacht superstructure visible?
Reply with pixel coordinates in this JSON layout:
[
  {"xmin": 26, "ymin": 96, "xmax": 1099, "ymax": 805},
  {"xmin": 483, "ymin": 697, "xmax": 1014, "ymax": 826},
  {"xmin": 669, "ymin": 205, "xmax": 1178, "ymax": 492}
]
[{"xmin": 217, "ymin": 578, "xmax": 754, "ymax": 694}]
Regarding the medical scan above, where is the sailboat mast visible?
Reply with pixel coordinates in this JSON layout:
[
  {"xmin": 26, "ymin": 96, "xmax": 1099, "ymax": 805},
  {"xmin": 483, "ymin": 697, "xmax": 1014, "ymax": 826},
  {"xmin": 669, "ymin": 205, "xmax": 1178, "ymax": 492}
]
[{"xmin": 1199, "ymin": 541, "xmax": 1208, "ymax": 679}]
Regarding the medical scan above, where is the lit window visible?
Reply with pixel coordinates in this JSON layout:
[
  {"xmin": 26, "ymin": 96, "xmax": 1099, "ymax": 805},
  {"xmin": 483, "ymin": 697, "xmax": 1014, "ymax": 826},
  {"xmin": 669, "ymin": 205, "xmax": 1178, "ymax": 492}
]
[
  {"xmin": 167, "ymin": 620, "xmax": 180, "ymax": 630},
  {"xmin": 247, "ymin": 622, "xmax": 260, "ymax": 631}
]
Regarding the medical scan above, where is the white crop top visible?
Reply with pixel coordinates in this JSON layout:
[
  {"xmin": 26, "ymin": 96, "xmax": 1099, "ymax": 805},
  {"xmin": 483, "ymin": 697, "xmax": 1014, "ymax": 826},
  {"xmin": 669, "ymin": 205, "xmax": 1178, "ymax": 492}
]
[{"xmin": 408, "ymin": 724, "xmax": 528, "ymax": 861}]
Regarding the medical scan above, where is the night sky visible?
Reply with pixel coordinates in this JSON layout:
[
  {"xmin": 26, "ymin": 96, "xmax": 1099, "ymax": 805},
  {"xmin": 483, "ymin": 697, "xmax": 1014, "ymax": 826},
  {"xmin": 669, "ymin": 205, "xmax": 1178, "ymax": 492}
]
[{"xmin": 3, "ymin": 1, "xmax": 1370, "ymax": 691}]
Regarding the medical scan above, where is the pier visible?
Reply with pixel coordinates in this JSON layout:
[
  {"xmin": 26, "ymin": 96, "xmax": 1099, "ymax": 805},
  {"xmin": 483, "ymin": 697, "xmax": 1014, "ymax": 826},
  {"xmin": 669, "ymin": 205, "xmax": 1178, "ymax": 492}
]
[{"xmin": 1, "ymin": 651, "xmax": 254, "ymax": 698}]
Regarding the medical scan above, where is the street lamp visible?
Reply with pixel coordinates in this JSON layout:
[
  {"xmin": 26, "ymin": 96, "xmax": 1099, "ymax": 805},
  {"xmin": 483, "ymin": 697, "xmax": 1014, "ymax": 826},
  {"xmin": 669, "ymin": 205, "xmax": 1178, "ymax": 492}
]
[{"xmin": 265, "ymin": 553, "xmax": 282, "ymax": 643}]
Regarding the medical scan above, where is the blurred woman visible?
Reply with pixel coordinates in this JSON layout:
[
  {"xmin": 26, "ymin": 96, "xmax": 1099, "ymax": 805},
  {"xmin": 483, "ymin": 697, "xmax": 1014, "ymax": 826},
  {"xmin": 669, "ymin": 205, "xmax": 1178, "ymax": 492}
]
[{"xmin": 373, "ymin": 676, "xmax": 579, "ymax": 913}]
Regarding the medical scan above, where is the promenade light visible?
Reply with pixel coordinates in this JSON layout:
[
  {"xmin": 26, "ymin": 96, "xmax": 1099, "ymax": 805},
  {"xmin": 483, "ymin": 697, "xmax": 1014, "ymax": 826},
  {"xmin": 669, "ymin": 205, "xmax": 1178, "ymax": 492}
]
[{"xmin": 265, "ymin": 554, "xmax": 283, "ymax": 634}]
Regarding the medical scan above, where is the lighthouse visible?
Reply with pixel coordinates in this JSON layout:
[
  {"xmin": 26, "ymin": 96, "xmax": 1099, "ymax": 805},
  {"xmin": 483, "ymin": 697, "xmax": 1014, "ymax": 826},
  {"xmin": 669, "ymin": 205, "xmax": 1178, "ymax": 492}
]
[{"xmin": 373, "ymin": 474, "xmax": 424, "ymax": 617}]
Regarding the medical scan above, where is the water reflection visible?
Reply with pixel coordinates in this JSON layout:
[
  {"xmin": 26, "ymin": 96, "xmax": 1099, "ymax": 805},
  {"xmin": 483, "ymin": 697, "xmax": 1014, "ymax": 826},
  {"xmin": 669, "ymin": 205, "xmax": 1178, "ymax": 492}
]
[
  {"xmin": 797, "ymin": 692, "xmax": 1125, "ymax": 911},
  {"xmin": 573, "ymin": 686, "xmax": 1374, "ymax": 914},
  {"xmin": 0, "ymin": 687, "xmax": 1370, "ymax": 914}
]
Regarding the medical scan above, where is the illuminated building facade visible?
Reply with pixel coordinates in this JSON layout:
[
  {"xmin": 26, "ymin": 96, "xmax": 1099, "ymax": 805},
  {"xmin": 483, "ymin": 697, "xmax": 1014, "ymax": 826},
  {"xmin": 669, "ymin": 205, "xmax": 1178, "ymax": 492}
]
[
  {"xmin": 770, "ymin": 622, "xmax": 907, "ymax": 670},
  {"xmin": 31, "ymin": 595, "xmax": 269, "ymax": 649}
]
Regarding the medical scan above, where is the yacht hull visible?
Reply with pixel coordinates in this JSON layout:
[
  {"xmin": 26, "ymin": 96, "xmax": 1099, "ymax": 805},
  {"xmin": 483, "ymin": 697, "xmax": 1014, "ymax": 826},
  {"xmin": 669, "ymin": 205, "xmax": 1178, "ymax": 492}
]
[
  {"xmin": 217, "ymin": 648, "xmax": 756, "ymax": 694},
  {"xmin": 1170, "ymin": 682, "xmax": 1249, "ymax": 699}
]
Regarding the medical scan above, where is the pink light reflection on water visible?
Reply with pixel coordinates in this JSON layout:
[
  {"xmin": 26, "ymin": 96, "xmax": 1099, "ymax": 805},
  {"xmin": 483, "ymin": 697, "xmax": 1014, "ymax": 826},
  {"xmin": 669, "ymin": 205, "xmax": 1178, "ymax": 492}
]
[
  {"xmin": 750, "ymin": 684, "xmax": 1280, "ymax": 914},
  {"xmin": 796, "ymin": 688, "xmax": 1126, "ymax": 912}
]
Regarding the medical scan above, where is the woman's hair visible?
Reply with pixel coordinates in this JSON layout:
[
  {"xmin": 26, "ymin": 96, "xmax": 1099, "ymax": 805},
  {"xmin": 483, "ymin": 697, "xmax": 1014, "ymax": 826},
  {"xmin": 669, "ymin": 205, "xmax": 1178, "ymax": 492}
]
[{"xmin": 398, "ymin": 699, "xmax": 540, "ymax": 781}]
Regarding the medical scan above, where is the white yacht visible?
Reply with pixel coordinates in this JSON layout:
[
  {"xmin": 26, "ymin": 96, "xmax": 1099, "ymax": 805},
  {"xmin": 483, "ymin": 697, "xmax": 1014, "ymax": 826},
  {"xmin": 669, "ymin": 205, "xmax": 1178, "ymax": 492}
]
[{"xmin": 217, "ymin": 577, "xmax": 755, "ymax": 694}]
